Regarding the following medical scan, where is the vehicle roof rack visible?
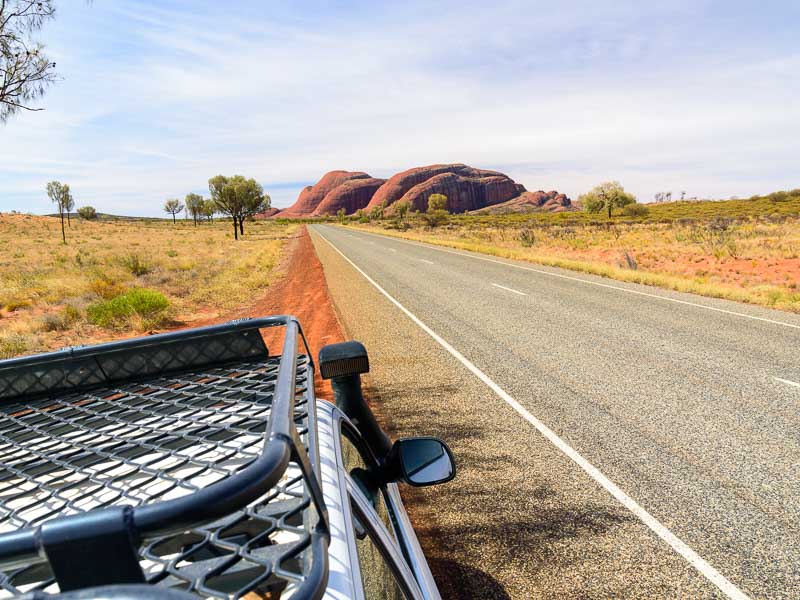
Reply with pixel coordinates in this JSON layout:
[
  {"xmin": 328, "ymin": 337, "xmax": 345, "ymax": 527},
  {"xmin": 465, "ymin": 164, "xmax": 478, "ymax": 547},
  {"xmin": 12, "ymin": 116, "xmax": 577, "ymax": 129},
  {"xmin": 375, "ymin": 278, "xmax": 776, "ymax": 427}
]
[{"xmin": 0, "ymin": 316, "xmax": 329, "ymax": 599}]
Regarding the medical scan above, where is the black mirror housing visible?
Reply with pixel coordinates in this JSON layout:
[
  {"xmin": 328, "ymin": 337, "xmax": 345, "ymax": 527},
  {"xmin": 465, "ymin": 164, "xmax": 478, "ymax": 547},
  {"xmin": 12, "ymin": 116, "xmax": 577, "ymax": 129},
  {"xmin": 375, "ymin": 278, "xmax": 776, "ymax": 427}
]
[{"xmin": 389, "ymin": 437, "xmax": 456, "ymax": 487}]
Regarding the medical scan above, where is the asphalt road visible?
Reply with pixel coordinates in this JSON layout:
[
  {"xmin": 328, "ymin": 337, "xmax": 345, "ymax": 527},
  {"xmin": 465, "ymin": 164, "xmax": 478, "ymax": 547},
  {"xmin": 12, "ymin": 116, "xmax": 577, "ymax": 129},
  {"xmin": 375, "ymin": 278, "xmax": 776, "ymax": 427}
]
[{"xmin": 309, "ymin": 224, "xmax": 800, "ymax": 599}]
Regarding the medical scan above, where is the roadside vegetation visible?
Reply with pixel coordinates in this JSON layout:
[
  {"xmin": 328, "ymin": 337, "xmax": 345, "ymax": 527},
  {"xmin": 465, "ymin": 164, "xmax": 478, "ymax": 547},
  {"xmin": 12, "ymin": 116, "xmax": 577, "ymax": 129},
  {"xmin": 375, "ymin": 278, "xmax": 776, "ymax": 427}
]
[
  {"xmin": 0, "ymin": 214, "xmax": 296, "ymax": 358},
  {"xmin": 344, "ymin": 187, "xmax": 800, "ymax": 313}
]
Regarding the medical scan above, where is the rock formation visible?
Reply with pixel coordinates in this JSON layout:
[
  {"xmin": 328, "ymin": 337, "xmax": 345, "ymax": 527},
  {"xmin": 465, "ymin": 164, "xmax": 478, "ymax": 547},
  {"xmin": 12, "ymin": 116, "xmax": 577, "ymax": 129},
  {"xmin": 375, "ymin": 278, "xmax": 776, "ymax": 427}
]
[
  {"xmin": 277, "ymin": 163, "xmax": 565, "ymax": 217},
  {"xmin": 312, "ymin": 177, "xmax": 386, "ymax": 216},
  {"xmin": 368, "ymin": 164, "xmax": 524, "ymax": 213},
  {"xmin": 256, "ymin": 207, "xmax": 282, "ymax": 219},
  {"xmin": 279, "ymin": 170, "xmax": 372, "ymax": 218},
  {"xmin": 470, "ymin": 190, "xmax": 574, "ymax": 214}
]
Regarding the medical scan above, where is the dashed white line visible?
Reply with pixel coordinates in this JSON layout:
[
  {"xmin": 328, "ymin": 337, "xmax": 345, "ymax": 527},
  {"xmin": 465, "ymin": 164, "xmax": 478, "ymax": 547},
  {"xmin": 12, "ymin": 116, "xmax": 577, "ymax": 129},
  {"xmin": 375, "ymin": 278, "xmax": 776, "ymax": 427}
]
[
  {"xmin": 389, "ymin": 248, "xmax": 398, "ymax": 253},
  {"xmin": 492, "ymin": 283, "xmax": 527, "ymax": 296},
  {"xmin": 315, "ymin": 227, "xmax": 749, "ymax": 600},
  {"xmin": 774, "ymin": 377, "xmax": 800, "ymax": 389},
  {"xmin": 344, "ymin": 227, "xmax": 800, "ymax": 331},
  {"xmin": 418, "ymin": 259, "xmax": 434, "ymax": 265}
]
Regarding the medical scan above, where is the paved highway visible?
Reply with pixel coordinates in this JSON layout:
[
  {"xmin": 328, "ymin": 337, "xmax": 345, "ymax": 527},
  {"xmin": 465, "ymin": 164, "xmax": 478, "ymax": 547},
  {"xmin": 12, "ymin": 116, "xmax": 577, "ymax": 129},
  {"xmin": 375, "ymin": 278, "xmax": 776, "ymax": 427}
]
[{"xmin": 309, "ymin": 224, "xmax": 800, "ymax": 599}]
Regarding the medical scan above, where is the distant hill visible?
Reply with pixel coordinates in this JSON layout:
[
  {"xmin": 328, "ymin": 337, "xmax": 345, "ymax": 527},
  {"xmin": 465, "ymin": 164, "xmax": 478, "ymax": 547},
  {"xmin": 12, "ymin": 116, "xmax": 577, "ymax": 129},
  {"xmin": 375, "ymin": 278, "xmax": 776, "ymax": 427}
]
[
  {"xmin": 42, "ymin": 212, "xmax": 169, "ymax": 221},
  {"xmin": 470, "ymin": 190, "xmax": 574, "ymax": 214},
  {"xmin": 278, "ymin": 164, "xmax": 537, "ymax": 217}
]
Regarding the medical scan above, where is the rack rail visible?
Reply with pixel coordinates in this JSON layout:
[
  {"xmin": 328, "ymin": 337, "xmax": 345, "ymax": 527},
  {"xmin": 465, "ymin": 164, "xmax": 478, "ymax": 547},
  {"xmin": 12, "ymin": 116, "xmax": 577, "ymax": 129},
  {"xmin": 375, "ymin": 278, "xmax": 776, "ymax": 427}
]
[{"xmin": 0, "ymin": 316, "xmax": 328, "ymax": 599}]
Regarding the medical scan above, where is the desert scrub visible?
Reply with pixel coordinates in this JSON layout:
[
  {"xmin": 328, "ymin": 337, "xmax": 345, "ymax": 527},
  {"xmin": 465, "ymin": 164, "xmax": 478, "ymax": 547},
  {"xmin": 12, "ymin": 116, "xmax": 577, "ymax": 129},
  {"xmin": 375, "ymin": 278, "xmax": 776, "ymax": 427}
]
[
  {"xmin": 0, "ymin": 333, "xmax": 32, "ymax": 359},
  {"xmin": 119, "ymin": 252, "xmax": 152, "ymax": 276},
  {"xmin": 352, "ymin": 214, "xmax": 800, "ymax": 313},
  {"xmin": 0, "ymin": 215, "xmax": 295, "ymax": 356},
  {"xmin": 87, "ymin": 288, "xmax": 170, "ymax": 330}
]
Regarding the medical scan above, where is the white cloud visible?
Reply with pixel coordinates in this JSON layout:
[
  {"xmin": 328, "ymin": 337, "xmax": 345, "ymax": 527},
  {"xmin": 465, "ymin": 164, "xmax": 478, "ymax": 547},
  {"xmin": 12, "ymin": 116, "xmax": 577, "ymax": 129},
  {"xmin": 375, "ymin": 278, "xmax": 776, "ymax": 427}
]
[{"xmin": 1, "ymin": 0, "xmax": 799, "ymax": 215}]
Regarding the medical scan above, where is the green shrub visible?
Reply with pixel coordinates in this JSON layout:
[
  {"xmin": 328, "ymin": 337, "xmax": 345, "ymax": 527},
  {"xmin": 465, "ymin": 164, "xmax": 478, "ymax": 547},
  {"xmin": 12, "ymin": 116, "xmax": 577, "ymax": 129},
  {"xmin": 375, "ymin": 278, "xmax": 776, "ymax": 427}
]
[
  {"xmin": 120, "ymin": 253, "xmax": 151, "ymax": 276},
  {"xmin": 87, "ymin": 288, "xmax": 169, "ymax": 329},
  {"xmin": 622, "ymin": 203, "xmax": 650, "ymax": 217},
  {"xmin": 518, "ymin": 228, "xmax": 535, "ymax": 247},
  {"xmin": 422, "ymin": 209, "xmax": 449, "ymax": 228}
]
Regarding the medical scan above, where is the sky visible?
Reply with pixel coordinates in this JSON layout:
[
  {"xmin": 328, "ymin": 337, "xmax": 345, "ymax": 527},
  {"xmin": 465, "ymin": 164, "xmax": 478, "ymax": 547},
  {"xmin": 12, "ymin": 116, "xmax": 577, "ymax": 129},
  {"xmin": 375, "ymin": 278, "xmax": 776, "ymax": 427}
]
[{"xmin": 1, "ymin": 0, "xmax": 799, "ymax": 216}]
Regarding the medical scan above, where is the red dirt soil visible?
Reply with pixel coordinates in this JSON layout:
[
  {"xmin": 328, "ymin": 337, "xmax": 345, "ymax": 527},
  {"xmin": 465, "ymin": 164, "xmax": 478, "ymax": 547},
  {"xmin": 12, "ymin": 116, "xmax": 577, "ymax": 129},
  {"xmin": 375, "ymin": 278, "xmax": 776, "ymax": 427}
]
[{"xmin": 189, "ymin": 226, "xmax": 345, "ymax": 399}]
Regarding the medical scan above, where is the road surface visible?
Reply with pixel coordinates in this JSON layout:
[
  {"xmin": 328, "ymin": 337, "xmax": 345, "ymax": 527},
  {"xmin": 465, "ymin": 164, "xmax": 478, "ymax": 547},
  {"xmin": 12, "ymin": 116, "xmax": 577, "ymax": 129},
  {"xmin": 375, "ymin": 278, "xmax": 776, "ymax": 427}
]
[{"xmin": 309, "ymin": 224, "xmax": 800, "ymax": 599}]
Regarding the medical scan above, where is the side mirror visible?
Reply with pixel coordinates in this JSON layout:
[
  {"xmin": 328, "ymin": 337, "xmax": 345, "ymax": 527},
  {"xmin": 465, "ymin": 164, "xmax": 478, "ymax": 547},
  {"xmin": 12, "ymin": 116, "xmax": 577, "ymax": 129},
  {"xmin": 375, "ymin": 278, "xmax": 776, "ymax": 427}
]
[{"xmin": 391, "ymin": 437, "xmax": 455, "ymax": 487}]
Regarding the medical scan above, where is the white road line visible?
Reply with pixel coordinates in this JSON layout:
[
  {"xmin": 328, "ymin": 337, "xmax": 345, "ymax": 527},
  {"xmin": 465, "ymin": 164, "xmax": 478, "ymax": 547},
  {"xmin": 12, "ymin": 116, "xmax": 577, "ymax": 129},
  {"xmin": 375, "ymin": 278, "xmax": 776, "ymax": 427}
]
[
  {"xmin": 389, "ymin": 248, "xmax": 398, "ymax": 253},
  {"xmin": 344, "ymin": 227, "xmax": 800, "ymax": 331},
  {"xmin": 774, "ymin": 377, "xmax": 800, "ymax": 389},
  {"xmin": 316, "ymin": 227, "xmax": 749, "ymax": 600},
  {"xmin": 418, "ymin": 258, "xmax": 434, "ymax": 265},
  {"xmin": 492, "ymin": 283, "xmax": 527, "ymax": 296}
]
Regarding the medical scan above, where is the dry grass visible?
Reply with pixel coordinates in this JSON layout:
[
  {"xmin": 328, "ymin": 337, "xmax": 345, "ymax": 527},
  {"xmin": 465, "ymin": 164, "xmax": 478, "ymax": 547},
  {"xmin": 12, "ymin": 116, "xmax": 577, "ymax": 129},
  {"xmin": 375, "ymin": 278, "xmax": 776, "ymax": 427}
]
[
  {"xmin": 351, "ymin": 216, "xmax": 800, "ymax": 313},
  {"xmin": 0, "ymin": 214, "xmax": 296, "ymax": 358}
]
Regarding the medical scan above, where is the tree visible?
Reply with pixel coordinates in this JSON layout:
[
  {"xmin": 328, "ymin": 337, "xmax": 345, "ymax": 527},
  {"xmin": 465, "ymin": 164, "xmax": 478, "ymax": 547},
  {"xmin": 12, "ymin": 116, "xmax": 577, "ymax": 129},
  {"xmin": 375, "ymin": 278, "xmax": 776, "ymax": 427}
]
[
  {"xmin": 428, "ymin": 194, "xmax": 448, "ymax": 212},
  {"xmin": 202, "ymin": 199, "xmax": 216, "ymax": 223},
  {"xmin": 579, "ymin": 181, "xmax": 636, "ymax": 219},
  {"xmin": 1, "ymin": 1, "xmax": 58, "ymax": 124},
  {"xmin": 337, "ymin": 207, "xmax": 347, "ymax": 224},
  {"xmin": 369, "ymin": 199, "xmax": 387, "ymax": 221},
  {"xmin": 164, "ymin": 198, "xmax": 184, "ymax": 224},
  {"xmin": 423, "ymin": 193, "xmax": 449, "ymax": 227},
  {"xmin": 239, "ymin": 188, "xmax": 269, "ymax": 235},
  {"xmin": 63, "ymin": 186, "xmax": 74, "ymax": 226},
  {"xmin": 46, "ymin": 180, "xmax": 67, "ymax": 243},
  {"xmin": 395, "ymin": 199, "xmax": 412, "ymax": 221},
  {"xmin": 209, "ymin": 174, "xmax": 266, "ymax": 240},
  {"xmin": 185, "ymin": 193, "xmax": 204, "ymax": 226},
  {"xmin": 680, "ymin": 191, "xmax": 686, "ymax": 200},
  {"xmin": 77, "ymin": 205, "xmax": 97, "ymax": 220}
]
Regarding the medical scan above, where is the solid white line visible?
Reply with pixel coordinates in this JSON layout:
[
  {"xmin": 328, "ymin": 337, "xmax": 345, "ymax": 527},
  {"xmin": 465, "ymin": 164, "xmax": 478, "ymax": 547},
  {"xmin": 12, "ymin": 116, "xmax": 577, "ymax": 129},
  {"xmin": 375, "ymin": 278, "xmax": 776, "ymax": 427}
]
[
  {"xmin": 774, "ymin": 377, "xmax": 800, "ymax": 389},
  {"xmin": 492, "ymin": 283, "xmax": 527, "ymax": 296},
  {"xmin": 345, "ymin": 227, "xmax": 800, "ymax": 331},
  {"xmin": 315, "ymin": 227, "xmax": 749, "ymax": 600},
  {"xmin": 418, "ymin": 258, "xmax": 434, "ymax": 265}
]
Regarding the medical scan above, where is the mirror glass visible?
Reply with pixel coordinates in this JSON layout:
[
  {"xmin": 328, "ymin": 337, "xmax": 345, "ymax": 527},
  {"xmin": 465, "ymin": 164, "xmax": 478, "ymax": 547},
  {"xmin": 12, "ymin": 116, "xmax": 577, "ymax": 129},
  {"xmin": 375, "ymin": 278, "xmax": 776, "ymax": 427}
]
[{"xmin": 399, "ymin": 438, "xmax": 454, "ymax": 486}]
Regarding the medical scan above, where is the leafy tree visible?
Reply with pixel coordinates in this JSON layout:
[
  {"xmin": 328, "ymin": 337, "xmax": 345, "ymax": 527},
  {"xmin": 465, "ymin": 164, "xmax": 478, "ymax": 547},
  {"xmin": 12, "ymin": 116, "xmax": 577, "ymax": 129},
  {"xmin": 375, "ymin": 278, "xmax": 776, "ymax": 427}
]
[
  {"xmin": 370, "ymin": 200, "xmax": 387, "ymax": 221},
  {"xmin": 1, "ymin": 1, "xmax": 58, "ymax": 123},
  {"xmin": 163, "ymin": 198, "xmax": 184, "ymax": 224},
  {"xmin": 209, "ymin": 175, "xmax": 266, "ymax": 240},
  {"xmin": 427, "ymin": 194, "xmax": 448, "ymax": 212},
  {"xmin": 185, "ymin": 193, "xmax": 204, "ymax": 226},
  {"xmin": 46, "ymin": 180, "xmax": 69, "ymax": 243},
  {"xmin": 202, "ymin": 199, "xmax": 216, "ymax": 222},
  {"xmin": 240, "ymin": 188, "xmax": 270, "ymax": 235},
  {"xmin": 423, "ymin": 193, "xmax": 449, "ymax": 227},
  {"xmin": 63, "ymin": 186, "xmax": 74, "ymax": 226},
  {"xmin": 77, "ymin": 205, "xmax": 97, "ymax": 220},
  {"xmin": 579, "ymin": 181, "xmax": 636, "ymax": 219},
  {"xmin": 395, "ymin": 199, "xmax": 412, "ymax": 220},
  {"xmin": 337, "ymin": 207, "xmax": 347, "ymax": 224}
]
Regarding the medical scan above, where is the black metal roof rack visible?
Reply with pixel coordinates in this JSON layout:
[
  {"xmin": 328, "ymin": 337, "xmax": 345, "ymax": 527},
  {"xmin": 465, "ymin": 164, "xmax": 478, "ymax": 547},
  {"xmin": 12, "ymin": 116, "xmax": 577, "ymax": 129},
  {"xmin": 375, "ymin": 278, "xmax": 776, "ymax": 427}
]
[{"xmin": 0, "ymin": 316, "xmax": 329, "ymax": 599}]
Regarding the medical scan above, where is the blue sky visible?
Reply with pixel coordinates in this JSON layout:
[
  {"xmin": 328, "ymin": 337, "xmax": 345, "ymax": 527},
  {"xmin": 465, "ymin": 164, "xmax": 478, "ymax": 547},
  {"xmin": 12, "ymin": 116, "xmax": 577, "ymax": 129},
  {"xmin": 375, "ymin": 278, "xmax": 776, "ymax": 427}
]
[{"xmin": 1, "ymin": 0, "xmax": 799, "ymax": 216}]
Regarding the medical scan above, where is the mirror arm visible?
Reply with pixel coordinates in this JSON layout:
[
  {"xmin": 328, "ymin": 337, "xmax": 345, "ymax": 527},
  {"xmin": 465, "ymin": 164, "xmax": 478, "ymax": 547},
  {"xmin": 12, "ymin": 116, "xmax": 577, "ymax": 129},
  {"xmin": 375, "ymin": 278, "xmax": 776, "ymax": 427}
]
[{"xmin": 330, "ymin": 373, "xmax": 393, "ymax": 460}]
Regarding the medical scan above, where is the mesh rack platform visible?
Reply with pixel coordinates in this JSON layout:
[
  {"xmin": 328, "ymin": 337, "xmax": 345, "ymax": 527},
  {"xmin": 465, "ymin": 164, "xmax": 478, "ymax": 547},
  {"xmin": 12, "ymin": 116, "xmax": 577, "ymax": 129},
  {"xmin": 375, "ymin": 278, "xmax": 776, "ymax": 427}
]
[{"xmin": 0, "ymin": 316, "xmax": 329, "ymax": 600}]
